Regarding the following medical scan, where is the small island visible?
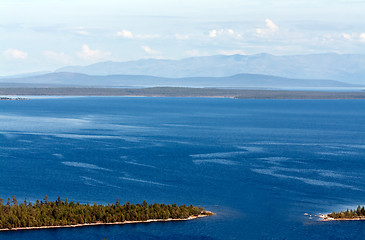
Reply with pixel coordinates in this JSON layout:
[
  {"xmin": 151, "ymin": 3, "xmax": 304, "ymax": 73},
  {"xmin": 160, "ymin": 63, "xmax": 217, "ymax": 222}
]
[
  {"xmin": 321, "ymin": 205, "xmax": 365, "ymax": 221},
  {"xmin": 0, "ymin": 196, "xmax": 213, "ymax": 231}
]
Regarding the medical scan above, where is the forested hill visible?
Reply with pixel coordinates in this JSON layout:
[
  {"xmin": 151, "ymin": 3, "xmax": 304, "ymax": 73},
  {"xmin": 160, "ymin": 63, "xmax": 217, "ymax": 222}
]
[{"xmin": 0, "ymin": 196, "xmax": 212, "ymax": 230}]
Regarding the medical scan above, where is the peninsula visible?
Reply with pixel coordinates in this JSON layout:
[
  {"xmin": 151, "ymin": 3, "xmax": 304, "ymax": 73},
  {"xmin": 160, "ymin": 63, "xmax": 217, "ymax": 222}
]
[
  {"xmin": 0, "ymin": 196, "xmax": 213, "ymax": 231},
  {"xmin": 321, "ymin": 205, "xmax": 365, "ymax": 221}
]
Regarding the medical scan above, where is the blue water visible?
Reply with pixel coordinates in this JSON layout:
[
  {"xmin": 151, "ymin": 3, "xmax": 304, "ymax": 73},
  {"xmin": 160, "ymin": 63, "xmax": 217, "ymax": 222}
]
[{"xmin": 0, "ymin": 97, "xmax": 365, "ymax": 239}]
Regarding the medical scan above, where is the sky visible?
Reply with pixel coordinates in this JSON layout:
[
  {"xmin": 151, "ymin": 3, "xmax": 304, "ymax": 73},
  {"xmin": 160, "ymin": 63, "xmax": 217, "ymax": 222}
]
[{"xmin": 1, "ymin": 0, "xmax": 365, "ymax": 76}]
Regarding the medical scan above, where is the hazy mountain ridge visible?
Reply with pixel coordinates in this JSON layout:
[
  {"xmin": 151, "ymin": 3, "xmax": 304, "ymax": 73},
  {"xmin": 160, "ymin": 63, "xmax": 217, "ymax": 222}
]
[
  {"xmin": 55, "ymin": 53, "xmax": 365, "ymax": 84},
  {"xmin": 0, "ymin": 72, "xmax": 361, "ymax": 89}
]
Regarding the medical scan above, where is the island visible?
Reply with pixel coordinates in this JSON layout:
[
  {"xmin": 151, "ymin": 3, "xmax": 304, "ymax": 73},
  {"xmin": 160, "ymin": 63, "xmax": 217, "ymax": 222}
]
[
  {"xmin": 0, "ymin": 196, "xmax": 213, "ymax": 231},
  {"xmin": 321, "ymin": 205, "xmax": 365, "ymax": 221}
]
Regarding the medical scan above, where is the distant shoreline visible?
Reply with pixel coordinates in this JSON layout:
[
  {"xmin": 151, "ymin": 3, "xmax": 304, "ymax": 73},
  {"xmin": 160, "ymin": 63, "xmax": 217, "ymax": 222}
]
[
  {"xmin": 320, "ymin": 214, "xmax": 365, "ymax": 221},
  {"xmin": 0, "ymin": 213, "xmax": 212, "ymax": 232},
  {"xmin": 0, "ymin": 97, "xmax": 28, "ymax": 101},
  {"xmin": 0, "ymin": 87, "xmax": 365, "ymax": 99}
]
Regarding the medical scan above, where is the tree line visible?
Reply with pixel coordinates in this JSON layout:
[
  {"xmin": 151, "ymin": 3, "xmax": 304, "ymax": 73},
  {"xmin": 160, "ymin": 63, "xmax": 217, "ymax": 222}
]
[
  {"xmin": 328, "ymin": 205, "xmax": 365, "ymax": 219},
  {"xmin": 0, "ymin": 196, "xmax": 212, "ymax": 229}
]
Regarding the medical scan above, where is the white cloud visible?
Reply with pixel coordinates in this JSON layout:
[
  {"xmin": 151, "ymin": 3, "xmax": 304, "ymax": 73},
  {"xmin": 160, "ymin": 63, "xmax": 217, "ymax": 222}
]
[
  {"xmin": 43, "ymin": 50, "xmax": 73, "ymax": 64},
  {"xmin": 265, "ymin": 19, "xmax": 279, "ymax": 32},
  {"xmin": 117, "ymin": 30, "xmax": 160, "ymax": 39},
  {"xmin": 141, "ymin": 45, "xmax": 161, "ymax": 55},
  {"xmin": 175, "ymin": 33, "xmax": 189, "ymax": 40},
  {"xmin": 227, "ymin": 29, "xmax": 235, "ymax": 35},
  {"xmin": 76, "ymin": 45, "xmax": 111, "ymax": 61},
  {"xmin": 256, "ymin": 19, "xmax": 279, "ymax": 35},
  {"xmin": 209, "ymin": 29, "xmax": 218, "ymax": 38},
  {"xmin": 342, "ymin": 33, "xmax": 352, "ymax": 40},
  {"xmin": 209, "ymin": 29, "xmax": 237, "ymax": 38},
  {"xmin": 117, "ymin": 30, "xmax": 134, "ymax": 39},
  {"xmin": 3, "ymin": 49, "xmax": 28, "ymax": 60},
  {"xmin": 343, "ymin": 33, "xmax": 365, "ymax": 42},
  {"xmin": 360, "ymin": 33, "xmax": 365, "ymax": 41}
]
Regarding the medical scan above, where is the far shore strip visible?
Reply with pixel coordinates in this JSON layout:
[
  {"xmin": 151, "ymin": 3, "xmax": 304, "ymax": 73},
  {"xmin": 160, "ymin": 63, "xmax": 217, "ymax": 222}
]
[
  {"xmin": 320, "ymin": 214, "xmax": 365, "ymax": 221},
  {"xmin": 1, "ymin": 87, "xmax": 365, "ymax": 99},
  {"xmin": 0, "ymin": 212, "xmax": 214, "ymax": 232}
]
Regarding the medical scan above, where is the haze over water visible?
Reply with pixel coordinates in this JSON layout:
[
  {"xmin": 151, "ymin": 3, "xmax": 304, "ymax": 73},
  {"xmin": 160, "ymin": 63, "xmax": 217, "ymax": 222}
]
[{"xmin": 0, "ymin": 97, "xmax": 365, "ymax": 239}]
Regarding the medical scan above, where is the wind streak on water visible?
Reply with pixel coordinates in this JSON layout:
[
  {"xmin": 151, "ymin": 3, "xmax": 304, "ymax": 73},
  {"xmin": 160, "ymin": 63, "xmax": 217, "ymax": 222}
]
[
  {"xmin": 124, "ymin": 161, "xmax": 156, "ymax": 169},
  {"xmin": 192, "ymin": 159, "xmax": 239, "ymax": 166},
  {"xmin": 80, "ymin": 176, "xmax": 120, "ymax": 189},
  {"xmin": 119, "ymin": 177, "xmax": 172, "ymax": 187},
  {"xmin": 251, "ymin": 168, "xmax": 360, "ymax": 190},
  {"xmin": 190, "ymin": 151, "xmax": 247, "ymax": 158},
  {"xmin": 62, "ymin": 162, "xmax": 112, "ymax": 172}
]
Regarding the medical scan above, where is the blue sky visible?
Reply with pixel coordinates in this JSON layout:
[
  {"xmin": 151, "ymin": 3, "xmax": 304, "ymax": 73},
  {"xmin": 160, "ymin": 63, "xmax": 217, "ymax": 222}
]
[{"xmin": 1, "ymin": 0, "xmax": 365, "ymax": 75}]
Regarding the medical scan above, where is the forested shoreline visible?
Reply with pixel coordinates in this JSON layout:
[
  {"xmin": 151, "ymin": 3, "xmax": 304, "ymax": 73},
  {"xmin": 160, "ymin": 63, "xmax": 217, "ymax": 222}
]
[
  {"xmin": 325, "ymin": 205, "xmax": 365, "ymax": 220},
  {"xmin": 0, "ymin": 196, "xmax": 212, "ymax": 230}
]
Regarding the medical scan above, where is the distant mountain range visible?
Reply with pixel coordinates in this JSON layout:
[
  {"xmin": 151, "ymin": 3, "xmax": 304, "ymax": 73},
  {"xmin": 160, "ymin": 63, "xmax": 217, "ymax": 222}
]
[
  {"xmin": 0, "ymin": 72, "xmax": 362, "ymax": 89},
  {"xmin": 55, "ymin": 53, "xmax": 365, "ymax": 84},
  {"xmin": 0, "ymin": 53, "xmax": 364, "ymax": 89}
]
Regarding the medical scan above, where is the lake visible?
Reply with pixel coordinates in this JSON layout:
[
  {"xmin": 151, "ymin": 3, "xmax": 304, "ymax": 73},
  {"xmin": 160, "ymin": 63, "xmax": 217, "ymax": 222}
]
[{"xmin": 0, "ymin": 97, "xmax": 365, "ymax": 239}]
